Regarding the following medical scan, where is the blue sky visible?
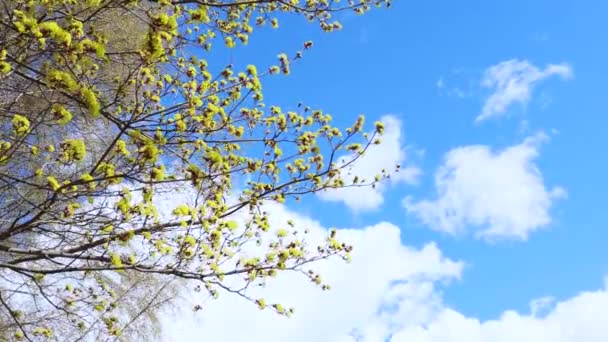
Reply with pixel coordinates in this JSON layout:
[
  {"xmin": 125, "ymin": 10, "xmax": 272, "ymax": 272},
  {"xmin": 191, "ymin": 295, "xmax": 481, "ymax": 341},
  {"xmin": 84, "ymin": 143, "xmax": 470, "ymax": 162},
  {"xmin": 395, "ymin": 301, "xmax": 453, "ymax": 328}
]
[
  {"xmin": 254, "ymin": 0, "xmax": 608, "ymax": 318},
  {"xmin": 163, "ymin": 1, "xmax": 608, "ymax": 340}
]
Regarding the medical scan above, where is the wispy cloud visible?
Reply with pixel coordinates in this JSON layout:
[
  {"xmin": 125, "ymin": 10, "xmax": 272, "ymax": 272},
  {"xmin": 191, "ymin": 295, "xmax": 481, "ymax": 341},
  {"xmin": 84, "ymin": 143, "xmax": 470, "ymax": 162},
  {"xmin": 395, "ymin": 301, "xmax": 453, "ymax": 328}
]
[
  {"xmin": 437, "ymin": 77, "xmax": 445, "ymax": 89},
  {"xmin": 477, "ymin": 59, "xmax": 573, "ymax": 122},
  {"xmin": 436, "ymin": 68, "xmax": 475, "ymax": 99}
]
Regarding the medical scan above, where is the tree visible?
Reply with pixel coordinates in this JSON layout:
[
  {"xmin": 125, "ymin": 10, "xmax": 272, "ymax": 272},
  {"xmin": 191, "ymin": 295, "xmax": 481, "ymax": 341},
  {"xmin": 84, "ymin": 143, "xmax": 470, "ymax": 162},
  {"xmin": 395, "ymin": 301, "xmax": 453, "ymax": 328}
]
[{"xmin": 0, "ymin": 0, "xmax": 393, "ymax": 340}]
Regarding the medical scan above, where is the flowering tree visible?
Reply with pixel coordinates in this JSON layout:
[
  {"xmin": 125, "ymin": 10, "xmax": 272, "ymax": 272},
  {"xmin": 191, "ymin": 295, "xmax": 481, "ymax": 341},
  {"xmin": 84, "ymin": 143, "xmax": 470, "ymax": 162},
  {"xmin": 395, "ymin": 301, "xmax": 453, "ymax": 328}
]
[{"xmin": 0, "ymin": 0, "xmax": 392, "ymax": 340}]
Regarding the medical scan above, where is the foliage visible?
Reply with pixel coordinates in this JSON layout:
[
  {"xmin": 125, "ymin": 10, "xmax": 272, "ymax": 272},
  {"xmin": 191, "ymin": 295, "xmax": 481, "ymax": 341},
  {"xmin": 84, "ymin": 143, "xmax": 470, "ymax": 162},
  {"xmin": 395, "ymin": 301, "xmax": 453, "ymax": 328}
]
[{"xmin": 0, "ymin": 0, "xmax": 393, "ymax": 340}]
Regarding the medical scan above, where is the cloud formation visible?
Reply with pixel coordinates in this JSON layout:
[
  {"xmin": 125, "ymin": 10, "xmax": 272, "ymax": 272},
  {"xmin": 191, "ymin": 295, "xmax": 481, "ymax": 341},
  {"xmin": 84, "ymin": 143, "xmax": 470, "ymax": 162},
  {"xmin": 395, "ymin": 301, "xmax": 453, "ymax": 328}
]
[
  {"xmin": 160, "ymin": 201, "xmax": 608, "ymax": 342},
  {"xmin": 318, "ymin": 115, "xmax": 420, "ymax": 211},
  {"xmin": 404, "ymin": 133, "xmax": 566, "ymax": 240},
  {"xmin": 391, "ymin": 279, "xmax": 608, "ymax": 342},
  {"xmin": 477, "ymin": 59, "xmax": 573, "ymax": 122},
  {"xmin": 161, "ymin": 203, "xmax": 462, "ymax": 341}
]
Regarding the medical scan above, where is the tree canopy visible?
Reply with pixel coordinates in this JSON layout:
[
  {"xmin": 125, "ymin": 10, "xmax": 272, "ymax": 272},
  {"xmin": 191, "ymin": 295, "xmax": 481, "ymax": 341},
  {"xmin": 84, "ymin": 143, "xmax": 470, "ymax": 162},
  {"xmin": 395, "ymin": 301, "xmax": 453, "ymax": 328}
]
[{"xmin": 0, "ymin": 0, "xmax": 393, "ymax": 340}]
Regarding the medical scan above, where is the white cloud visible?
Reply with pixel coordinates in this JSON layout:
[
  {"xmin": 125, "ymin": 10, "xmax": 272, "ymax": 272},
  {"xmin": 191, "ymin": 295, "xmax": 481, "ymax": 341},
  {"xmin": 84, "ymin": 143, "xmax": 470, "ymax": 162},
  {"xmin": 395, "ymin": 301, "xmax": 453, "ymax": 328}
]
[
  {"xmin": 404, "ymin": 133, "xmax": 566, "ymax": 240},
  {"xmin": 159, "ymin": 200, "xmax": 608, "ymax": 342},
  {"xmin": 390, "ymin": 279, "xmax": 608, "ymax": 342},
  {"xmin": 161, "ymin": 202, "xmax": 462, "ymax": 341},
  {"xmin": 318, "ymin": 115, "xmax": 421, "ymax": 212},
  {"xmin": 477, "ymin": 59, "xmax": 573, "ymax": 122}
]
